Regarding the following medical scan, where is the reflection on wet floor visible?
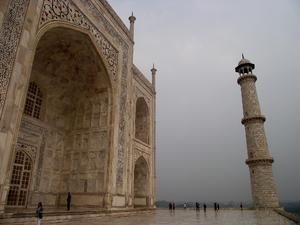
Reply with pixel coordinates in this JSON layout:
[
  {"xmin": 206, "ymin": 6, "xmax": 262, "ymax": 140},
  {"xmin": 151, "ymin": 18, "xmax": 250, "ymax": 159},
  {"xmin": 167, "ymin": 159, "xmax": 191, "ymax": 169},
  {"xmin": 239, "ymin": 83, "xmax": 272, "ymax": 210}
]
[{"xmin": 2, "ymin": 209, "xmax": 297, "ymax": 225}]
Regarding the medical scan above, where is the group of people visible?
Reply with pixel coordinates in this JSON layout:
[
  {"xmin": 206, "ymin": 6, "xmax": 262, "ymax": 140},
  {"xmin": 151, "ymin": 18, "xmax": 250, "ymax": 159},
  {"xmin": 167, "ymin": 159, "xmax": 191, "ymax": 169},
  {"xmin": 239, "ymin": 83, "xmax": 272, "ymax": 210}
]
[
  {"xmin": 35, "ymin": 192, "xmax": 72, "ymax": 225},
  {"xmin": 168, "ymin": 201, "xmax": 244, "ymax": 211},
  {"xmin": 195, "ymin": 202, "xmax": 207, "ymax": 211},
  {"xmin": 168, "ymin": 202, "xmax": 176, "ymax": 210},
  {"xmin": 169, "ymin": 202, "xmax": 207, "ymax": 211},
  {"xmin": 214, "ymin": 202, "xmax": 220, "ymax": 211}
]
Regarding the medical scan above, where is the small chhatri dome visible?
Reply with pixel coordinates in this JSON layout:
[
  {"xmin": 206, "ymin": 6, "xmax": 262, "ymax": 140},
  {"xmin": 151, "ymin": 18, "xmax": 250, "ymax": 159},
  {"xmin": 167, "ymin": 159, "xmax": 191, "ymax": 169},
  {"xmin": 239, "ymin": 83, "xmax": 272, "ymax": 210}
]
[
  {"xmin": 129, "ymin": 12, "xmax": 136, "ymax": 22},
  {"xmin": 235, "ymin": 54, "xmax": 255, "ymax": 73},
  {"xmin": 238, "ymin": 56, "xmax": 251, "ymax": 66}
]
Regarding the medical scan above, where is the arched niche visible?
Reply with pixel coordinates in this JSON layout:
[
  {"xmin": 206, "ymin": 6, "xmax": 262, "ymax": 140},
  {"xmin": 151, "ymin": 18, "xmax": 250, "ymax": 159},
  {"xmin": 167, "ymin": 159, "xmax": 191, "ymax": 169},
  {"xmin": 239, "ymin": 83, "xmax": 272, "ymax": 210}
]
[
  {"xmin": 135, "ymin": 97, "xmax": 150, "ymax": 144},
  {"xmin": 134, "ymin": 156, "xmax": 149, "ymax": 207}
]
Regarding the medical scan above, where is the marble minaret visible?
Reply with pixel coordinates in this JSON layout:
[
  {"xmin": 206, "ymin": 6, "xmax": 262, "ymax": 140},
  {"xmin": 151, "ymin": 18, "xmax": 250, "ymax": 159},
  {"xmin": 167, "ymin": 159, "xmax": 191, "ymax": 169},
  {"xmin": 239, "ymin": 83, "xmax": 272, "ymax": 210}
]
[
  {"xmin": 235, "ymin": 55, "xmax": 279, "ymax": 208},
  {"xmin": 129, "ymin": 12, "xmax": 136, "ymax": 41}
]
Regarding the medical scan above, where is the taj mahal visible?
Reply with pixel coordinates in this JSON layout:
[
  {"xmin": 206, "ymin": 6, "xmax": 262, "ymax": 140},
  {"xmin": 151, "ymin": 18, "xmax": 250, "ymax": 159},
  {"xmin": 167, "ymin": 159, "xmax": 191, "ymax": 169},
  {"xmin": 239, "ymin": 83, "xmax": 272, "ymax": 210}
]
[
  {"xmin": 0, "ymin": 0, "xmax": 156, "ymax": 212},
  {"xmin": 0, "ymin": 0, "xmax": 299, "ymax": 224}
]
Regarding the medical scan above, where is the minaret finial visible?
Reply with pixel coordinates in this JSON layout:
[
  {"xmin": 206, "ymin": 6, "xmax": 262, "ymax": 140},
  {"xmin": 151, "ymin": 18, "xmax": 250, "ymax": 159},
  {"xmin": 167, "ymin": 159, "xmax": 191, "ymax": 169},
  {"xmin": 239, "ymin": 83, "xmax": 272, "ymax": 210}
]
[
  {"xmin": 151, "ymin": 64, "xmax": 157, "ymax": 91},
  {"xmin": 129, "ymin": 12, "xmax": 136, "ymax": 41},
  {"xmin": 242, "ymin": 53, "xmax": 245, "ymax": 59}
]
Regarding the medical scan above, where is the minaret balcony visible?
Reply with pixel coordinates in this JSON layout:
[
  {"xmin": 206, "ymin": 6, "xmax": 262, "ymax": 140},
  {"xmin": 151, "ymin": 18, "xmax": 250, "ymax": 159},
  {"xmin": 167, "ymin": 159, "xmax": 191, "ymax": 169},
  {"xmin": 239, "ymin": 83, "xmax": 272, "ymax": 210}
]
[
  {"xmin": 241, "ymin": 115, "xmax": 266, "ymax": 125},
  {"xmin": 245, "ymin": 157, "xmax": 274, "ymax": 166}
]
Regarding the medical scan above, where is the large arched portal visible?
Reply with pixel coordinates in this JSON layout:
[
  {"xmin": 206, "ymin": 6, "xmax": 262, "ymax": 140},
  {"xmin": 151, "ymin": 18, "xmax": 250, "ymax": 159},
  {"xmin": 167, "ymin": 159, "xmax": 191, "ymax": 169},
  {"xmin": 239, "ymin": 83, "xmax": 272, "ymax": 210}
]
[
  {"xmin": 6, "ymin": 27, "xmax": 112, "ymax": 209},
  {"xmin": 134, "ymin": 156, "xmax": 149, "ymax": 207}
]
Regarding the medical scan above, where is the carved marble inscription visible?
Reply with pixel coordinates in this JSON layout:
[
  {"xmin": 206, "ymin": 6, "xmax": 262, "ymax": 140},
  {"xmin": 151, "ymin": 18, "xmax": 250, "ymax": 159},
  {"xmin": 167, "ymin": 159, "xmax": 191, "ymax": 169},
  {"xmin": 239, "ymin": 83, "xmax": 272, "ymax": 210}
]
[{"xmin": 0, "ymin": 0, "xmax": 30, "ymax": 117}]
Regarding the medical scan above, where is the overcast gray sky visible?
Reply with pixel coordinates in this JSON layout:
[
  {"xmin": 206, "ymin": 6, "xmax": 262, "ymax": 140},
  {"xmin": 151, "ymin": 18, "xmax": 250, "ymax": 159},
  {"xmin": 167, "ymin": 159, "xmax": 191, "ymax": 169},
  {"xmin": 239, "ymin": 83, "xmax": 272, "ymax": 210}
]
[{"xmin": 109, "ymin": 0, "xmax": 300, "ymax": 203}]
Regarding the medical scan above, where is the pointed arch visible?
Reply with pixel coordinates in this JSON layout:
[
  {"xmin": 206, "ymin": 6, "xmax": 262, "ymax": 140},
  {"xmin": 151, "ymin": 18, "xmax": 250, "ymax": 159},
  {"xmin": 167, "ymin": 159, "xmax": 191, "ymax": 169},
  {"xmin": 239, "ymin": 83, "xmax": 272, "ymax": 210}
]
[
  {"xmin": 134, "ymin": 156, "xmax": 149, "ymax": 207},
  {"xmin": 7, "ymin": 25, "xmax": 114, "ymax": 208},
  {"xmin": 135, "ymin": 97, "xmax": 150, "ymax": 144}
]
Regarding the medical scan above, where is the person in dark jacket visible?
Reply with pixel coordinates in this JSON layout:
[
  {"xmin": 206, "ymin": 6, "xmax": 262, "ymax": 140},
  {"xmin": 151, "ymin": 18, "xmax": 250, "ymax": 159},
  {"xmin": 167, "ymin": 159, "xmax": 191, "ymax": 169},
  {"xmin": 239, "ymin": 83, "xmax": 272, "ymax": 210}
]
[
  {"xmin": 35, "ymin": 202, "xmax": 43, "ymax": 225},
  {"xmin": 169, "ymin": 202, "xmax": 172, "ymax": 210},
  {"xmin": 172, "ymin": 202, "xmax": 175, "ymax": 210},
  {"xmin": 67, "ymin": 192, "xmax": 72, "ymax": 211},
  {"xmin": 203, "ymin": 203, "xmax": 207, "ymax": 212},
  {"xmin": 195, "ymin": 202, "xmax": 200, "ymax": 210}
]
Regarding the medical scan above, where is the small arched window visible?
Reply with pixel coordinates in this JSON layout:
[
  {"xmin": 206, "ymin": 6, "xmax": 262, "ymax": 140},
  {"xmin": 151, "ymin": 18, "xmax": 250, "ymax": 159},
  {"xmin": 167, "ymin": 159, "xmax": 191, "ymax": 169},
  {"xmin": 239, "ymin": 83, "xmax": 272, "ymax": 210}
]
[{"xmin": 24, "ymin": 82, "xmax": 42, "ymax": 119}]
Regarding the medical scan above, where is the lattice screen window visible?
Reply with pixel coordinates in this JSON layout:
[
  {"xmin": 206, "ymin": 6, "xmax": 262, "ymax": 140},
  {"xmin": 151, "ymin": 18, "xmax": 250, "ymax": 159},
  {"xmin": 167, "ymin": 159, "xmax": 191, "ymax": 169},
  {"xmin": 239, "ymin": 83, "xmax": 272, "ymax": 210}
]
[
  {"xmin": 7, "ymin": 151, "xmax": 32, "ymax": 206},
  {"xmin": 24, "ymin": 82, "xmax": 43, "ymax": 119}
]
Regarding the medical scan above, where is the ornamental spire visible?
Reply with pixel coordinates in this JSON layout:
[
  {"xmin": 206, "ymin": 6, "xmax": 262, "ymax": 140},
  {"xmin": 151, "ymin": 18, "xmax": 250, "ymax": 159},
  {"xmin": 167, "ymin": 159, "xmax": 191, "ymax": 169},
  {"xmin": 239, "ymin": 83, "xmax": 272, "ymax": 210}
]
[{"xmin": 129, "ymin": 12, "xmax": 136, "ymax": 41}]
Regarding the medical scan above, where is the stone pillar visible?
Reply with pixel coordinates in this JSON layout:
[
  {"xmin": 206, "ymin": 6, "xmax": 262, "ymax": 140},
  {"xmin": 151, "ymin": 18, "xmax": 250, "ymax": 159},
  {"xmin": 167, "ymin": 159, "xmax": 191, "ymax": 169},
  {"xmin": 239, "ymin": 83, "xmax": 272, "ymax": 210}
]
[
  {"xmin": 128, "ymin": 12, "xmax": 136, "ymax": 41},
  {"xmin": 235, "ymin": 56, "xmax": 279, "ymax": 208}
]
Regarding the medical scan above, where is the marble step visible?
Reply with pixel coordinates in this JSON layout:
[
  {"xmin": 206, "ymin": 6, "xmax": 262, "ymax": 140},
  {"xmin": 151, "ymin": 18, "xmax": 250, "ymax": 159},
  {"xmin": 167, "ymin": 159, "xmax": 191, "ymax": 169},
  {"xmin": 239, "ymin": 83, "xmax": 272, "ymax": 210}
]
[{"xmin": 0, "ymin": 208, "xmax": 154, "ymax": 224}]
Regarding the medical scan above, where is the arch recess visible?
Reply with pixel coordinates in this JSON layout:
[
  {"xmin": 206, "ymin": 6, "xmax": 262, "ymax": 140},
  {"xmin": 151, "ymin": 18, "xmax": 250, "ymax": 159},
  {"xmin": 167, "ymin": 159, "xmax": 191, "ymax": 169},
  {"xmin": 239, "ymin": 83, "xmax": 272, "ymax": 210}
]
[
  {"xmin": 34, "ymin": 22, "xmax": 115, "ymax": 89},
  {"xmin": 135, "ymin": 97, "xmax": 150, "ymax": 144},
  {"xmin": 38, "ymin": 0, "xmax": 119, "ymax": 84},
  {"xmin": 134, "ymin": 156, "xmax": 149, "ymax": 207},
  {"xmin": 7, "ymin": 26, "xmax": 113, "ymax": 208}
]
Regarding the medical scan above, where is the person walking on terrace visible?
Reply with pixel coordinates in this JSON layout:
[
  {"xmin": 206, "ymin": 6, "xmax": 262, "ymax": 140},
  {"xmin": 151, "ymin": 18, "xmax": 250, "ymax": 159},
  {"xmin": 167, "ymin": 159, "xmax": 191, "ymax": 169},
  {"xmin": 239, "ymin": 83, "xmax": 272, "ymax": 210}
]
[
  {"xmin": 67, "ymin": 192, "xmax": 72, "ymax": 211},
  {"xmin": 172, "ymin": 202, "xmax": 176, "ymax": 210},
  {"xmin": 195, "ymin": 202, "xmax": 200, "ymax": 210},
  {"xmin": 35, "ymin": 202, "xmax": 43, "ymax": 225}
]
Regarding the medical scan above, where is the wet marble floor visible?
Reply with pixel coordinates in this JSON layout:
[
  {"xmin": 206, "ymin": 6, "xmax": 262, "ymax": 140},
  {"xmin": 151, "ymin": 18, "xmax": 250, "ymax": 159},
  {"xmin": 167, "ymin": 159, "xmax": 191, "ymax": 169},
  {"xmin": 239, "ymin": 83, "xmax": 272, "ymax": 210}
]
[{"xmin": 1, "ymin": 209, "xmax": 297, "ymax": 225}]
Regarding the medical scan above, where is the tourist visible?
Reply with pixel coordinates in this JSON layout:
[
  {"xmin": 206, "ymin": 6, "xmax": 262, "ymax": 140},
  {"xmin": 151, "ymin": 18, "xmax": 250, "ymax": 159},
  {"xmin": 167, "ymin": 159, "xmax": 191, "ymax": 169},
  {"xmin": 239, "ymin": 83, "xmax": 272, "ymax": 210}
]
[
  {"xmin": 35, "ymin": 202, "xmax": 43, "ymax": 225},
  {"xmin": 240, "ymin": 202, "xmax": 243, "ymax": 210},
  {"xmin": 172, "ymin": 202, "xmax": 175, "ymax": 210},
  {"xmin": 217, "ymin": 203, "xmax": 220, "ymax": 210},
  {"xmin": 195, "ymin": 202, "xmax": 200, "ymax": 210},
  {"xmin": 203, "ymin": 203, "xmax": 207, "ymax": 212},
  {"xmin": 183, "ymin": 203, "xmax": 187, "ymax": 209},
  {"xmin": 214, "ymin": 202, "xmax": 217, "ymax": 211},
  {"xmin": 169, "ymin": 202, "xmax": 172, "ymax": 210},
  {"xmin": 67, "ymin": 192, "xmax": 72, "ymax": 211}
]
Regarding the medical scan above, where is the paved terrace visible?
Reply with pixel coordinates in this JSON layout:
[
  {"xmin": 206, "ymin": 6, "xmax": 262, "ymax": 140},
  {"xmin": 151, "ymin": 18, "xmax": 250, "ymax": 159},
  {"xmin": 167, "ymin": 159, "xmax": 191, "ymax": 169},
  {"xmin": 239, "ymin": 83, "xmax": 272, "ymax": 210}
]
[{"xmin": 0, "ymin": 209, "xmax": 298, "ymax": 225}]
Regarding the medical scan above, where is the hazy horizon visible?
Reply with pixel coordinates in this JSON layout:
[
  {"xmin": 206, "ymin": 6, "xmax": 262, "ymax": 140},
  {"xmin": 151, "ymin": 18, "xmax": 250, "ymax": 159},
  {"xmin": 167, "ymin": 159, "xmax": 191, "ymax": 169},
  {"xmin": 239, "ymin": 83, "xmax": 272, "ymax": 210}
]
[{"xmin": 109, "ymin": 0, "xmax": 300, "ymax": 203}]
